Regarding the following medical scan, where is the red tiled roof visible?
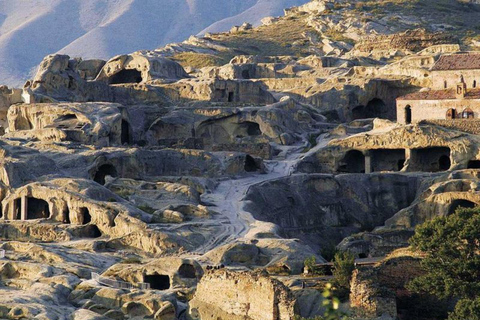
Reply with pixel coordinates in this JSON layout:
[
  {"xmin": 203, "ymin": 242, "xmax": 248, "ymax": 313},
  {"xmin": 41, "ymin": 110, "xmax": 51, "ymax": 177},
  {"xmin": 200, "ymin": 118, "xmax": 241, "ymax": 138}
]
[
  {"xmin": 398, "ymin": 88, "xmax": 480, "ymax": 101},
  {"xmin": 431, "ymin": 53, "xmax": 480, "ymax": 71}
]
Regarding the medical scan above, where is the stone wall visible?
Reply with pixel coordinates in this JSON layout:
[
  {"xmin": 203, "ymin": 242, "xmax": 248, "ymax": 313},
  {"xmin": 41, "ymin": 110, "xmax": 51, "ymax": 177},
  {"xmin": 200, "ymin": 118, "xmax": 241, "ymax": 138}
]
[
  {"xmin": 350, "ymin": 254, "xmax": 424, "ymax": 319},
  {"xmin": 397, "ymin": 98, "xmax": 480, "ymax": 124},
  {"xmin": 188, "ymin": 270, "xmax": 295, "ymax": 320},
  {"xmin": 432, "ymin": 70, "xmax": 480, "ymax": 90}
]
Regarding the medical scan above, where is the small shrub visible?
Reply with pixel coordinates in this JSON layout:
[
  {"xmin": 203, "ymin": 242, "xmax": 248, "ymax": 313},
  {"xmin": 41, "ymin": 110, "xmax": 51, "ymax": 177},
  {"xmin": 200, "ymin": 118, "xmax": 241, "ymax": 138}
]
[
  {"xmin": 332, "ymin": 251, "xmax": 355, "ymax": 301},
  {"xmin": 121, "ymin": 257, "xmax": 142, "ymax": 264},
  {"xmin": 304, "ymin": 255, "xmax": 317, "ymax": 273}
]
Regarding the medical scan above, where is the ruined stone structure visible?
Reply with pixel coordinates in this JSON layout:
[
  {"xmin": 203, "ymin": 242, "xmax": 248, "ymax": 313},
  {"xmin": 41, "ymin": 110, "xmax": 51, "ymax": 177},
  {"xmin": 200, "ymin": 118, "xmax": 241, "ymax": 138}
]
[{"xmin": 188, "ymin": 270, "xmax": 295, "ymax": 320}]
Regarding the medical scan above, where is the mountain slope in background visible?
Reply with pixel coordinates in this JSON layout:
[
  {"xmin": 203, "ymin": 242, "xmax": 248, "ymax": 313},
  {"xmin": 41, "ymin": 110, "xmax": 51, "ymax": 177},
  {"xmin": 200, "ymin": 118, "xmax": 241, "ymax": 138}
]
[{"xmin": 0, "ymin": 0, "xmax": 309, "ymax": 87}]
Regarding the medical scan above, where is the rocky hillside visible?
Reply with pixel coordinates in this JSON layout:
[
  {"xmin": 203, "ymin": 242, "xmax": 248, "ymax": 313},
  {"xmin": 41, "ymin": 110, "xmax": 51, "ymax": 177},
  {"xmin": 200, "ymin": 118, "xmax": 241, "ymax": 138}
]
[
  {"xmin": 0, "ymin": 0, "xmax": 309, "ymax": 87},
  {"xmin": 157, "ymin": 0, "xmax": 480, "ymax": 70}
]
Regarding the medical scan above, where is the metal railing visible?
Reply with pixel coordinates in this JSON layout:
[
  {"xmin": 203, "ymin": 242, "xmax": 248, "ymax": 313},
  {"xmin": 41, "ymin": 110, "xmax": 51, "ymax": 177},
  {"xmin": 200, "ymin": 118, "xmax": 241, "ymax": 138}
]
[{"xmin": 91, "ymin": 272, "xmax": 150, "ymax": 290}]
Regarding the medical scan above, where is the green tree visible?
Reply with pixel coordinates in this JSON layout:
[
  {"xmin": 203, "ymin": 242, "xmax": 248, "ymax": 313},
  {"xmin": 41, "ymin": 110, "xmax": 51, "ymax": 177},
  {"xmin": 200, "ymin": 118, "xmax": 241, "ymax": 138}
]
[
  {"xmin": 449, "ymin": 298, "xmax": 480, "ymax": 320},
  {"xmin": 332, "ymin": 251, "xmax": 355, "ymax": 300},
  {"xmin": 304, "ymin": 255, "xmax": 317, "ymax": 274},
  {"xmin": 408, "ymin": 207, "xmax": 480, "ymax": 319}
]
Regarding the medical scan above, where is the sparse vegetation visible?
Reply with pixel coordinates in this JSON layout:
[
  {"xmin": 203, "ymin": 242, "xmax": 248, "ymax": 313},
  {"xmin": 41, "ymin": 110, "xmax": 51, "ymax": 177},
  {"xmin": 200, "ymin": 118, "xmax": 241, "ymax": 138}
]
[
  {"xmin": 121, "ymin": 257, "xmax": 142, "ymax": 264},
  {"xmin": 171, "ymin": 52, "xmax": 229, "ymax": 69}
]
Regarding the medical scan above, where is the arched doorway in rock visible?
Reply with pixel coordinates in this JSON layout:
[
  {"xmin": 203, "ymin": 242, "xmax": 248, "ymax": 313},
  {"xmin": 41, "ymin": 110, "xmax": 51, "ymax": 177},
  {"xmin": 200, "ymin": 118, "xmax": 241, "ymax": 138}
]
[
  {"xmin": 121, "ymin": 119, "xmax": 131, "ymax": 145},
  {"xmin": 26, "ymin": 198, "xmax": 50, "ymax": 220},
  {"xmin": 439, "ymin": 155, "xmax": 451, "ymax": 171},
  {"xmin": 405, "ymin": 105, "xmax": 412, "ymax": 124},
  {"xmin": 144, "ymin": 273, "xmax": 170, "ymax": 290},
  {"xmin": 79, "ymin": 207, "xmax": 91, "ymax": 225},
  {"xmin": 63, "ymin": 206, "xmax": 71, "ymax": 224},
  {"xmin": 245, "ymin": 155, "xmax": 260, "ymax": 172},
  {"xmin": 447, "ymin": 199, "xmax": 477, "ymax": 215},
  {"xmin": 234, "ymin": 121, "xmax": 262, "ymax": 138},
  {"xmin": 14, "ymin": 198, "xmax": 21, "ymax": 220},
  {"xmin": 108, "ymin": 69, "xmax": 142, "ymax": 85},
  {"xmin": 83, "ymin": 225, "xmax": 102, "ymax": 238},
  {"xmin": 351, "ymin": 105, "xmax": 366, "ymax": 120},
  {"xmin": 337, "ymin": 150, "xmax": 365, "ymax": 173},
  {"xmin": 366, "ymin": 98, "xmax": 386, "ymax": 117},
  {"xmin": 178, "ymin": 263, "xmax": 197, "ymax": 279},
  {"xmin": 93, "ymin": 164, "xmax": 118, "ymax": 185}
]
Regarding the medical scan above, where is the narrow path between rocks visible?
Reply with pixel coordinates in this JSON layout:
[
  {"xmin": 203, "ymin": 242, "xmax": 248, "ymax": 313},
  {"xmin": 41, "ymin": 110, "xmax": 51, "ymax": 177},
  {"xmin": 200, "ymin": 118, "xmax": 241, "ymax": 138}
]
[{"xmin": 196, "ymin": 133, "xmax": 331, "ymax": 254}]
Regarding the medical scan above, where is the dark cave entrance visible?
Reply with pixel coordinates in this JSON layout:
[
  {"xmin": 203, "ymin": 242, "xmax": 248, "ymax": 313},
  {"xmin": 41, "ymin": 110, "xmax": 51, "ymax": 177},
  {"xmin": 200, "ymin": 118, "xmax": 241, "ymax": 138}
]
[
  {"xmin": 352, "ymin": 98, "xmax": 387, "ymax": 120},
  {"xmin": 371, "ymin": 149, "xmax": 406, "ymax": 172},
  {"xmin": 245, "ymin": 155, "xmax": 259, "ymax": 172},
  {"xmin": 26, "ymin": 198, "xmax": 50, "ymax": 220},
  {"xmin": 14, "ymin": 198, "xmax": 21, "ymax": 220},
  {"xmin": 228, "ymin": 92, "xmax": 235, "ymax": 102},
  {"xmin": 144, "ymin": 274, "xmax": 170, "ymax": 290},
  {"xmin": 246, "ymin": 122, "xmax": 261, "ymax": 136},
  {"xmin": 63, "ymin": 206, "xmax": 71, "ymax": 224},
  {"xmin": 448, "ymin": 199, "xmax": 477, "ymax": 215},
  {"xmin": 468, "ymin": 160, "xmax": 480, "ymax": 169},
  {"xmin": 337, "ymin": 150, "xmax": 365, "ymax": 173},
  {"xmin": 121, "ymin": 119, "xmax": 131, "ymax": 145},
  {"xmin": 411, "ymin": 147, "xmax": 451, "ymax": 172},
  {"xmin": 94, "ymin": 164, "xmax": 118, "ymax": 185},
  {"xmin": 242, "ymin": 70, "xmax": 251, "ymax": 79},
  {"xmin": 439, "ymin": 155, "xmax": 451, "ymax": 171},
  {"xmin": 178, "ymin": 264, "xmax": 197, "ymax": 279},
  {"xmin": 80, "ymin": 207, "xmax": 91, "ymax": 225},
  {"xmin": 109, "ymin": 69, "xmax": 142, "ymax": 85},
  {"xmin": 84, "ymin": 224, "xmax": 102, "ymax": 238}
]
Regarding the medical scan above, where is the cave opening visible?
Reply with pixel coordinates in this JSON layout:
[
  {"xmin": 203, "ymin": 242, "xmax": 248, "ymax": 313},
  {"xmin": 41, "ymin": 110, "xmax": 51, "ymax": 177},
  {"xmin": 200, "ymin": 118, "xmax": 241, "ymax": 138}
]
[
  {"xmin": 468, "ymin": 160, "xmax": 480, "ymax": 169},
  {"xmin": 241, "ymin": 70, "xmax": 251, "ymax": 79},
  {"xmin": 245, "ymin": 155, "xmax": 259, "ymax": 172},
  {"xmin": 178, "ymin": 264, "xmax": 197, "ymax": 279},
  {"xmin": 448, "ymin": 199, "xmax": 477, "ymax": 215},
  {"xmin": 410, "ymin": 147, "xmax": 451, "ymax": 172},
  {"xmin": 84, "ymin": 224, "xmax": 102, "ymax": 238},
  {"xmin": 144, "ymin": 274, "xmax": 170, "ymax": 290},
  {"xmin": 352, "ymin": 105, "xmax": 366, "ymax": 120},
  {"xmin": 228, "ymin": 92, "xmax": 235, "ymax": 102},
  {"xmin": 439, "ymin": 155, "xmax": 451, "ymax": 171},
  {"xmin": 63, "ymin": 206, "xmax": 71, "ymax": 224},
  {"xmin": 246, "ymin": 122, "xmax": 261, "ymax": 136},
  {"xmin": 337, "ymin": 150, "xmax": 365, "ymax": 173},
  {"xmin": 371, "ymin": 149, "xmax": 406, "ymax": 172},
  {"xmin": 14, "ymin": 198, "xmax": 21, "ymax": 220},
  {"xmin": 109, "ymin": 69, "xmax": 142, "ymax": 85},
  {"xmin": 94, "ymin": 164, "xmax": 118, "ymax": 185},
  {"xmin": 80, "ymin": 207, "xmax": 91, "ymax": 225},
  {"xmin": 121, "ymin": 119, "xmax": 131, "ymax": 145},
  {"xmin": 27, "ymin": 198, "xmax": 50, "ymax": 220}
]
